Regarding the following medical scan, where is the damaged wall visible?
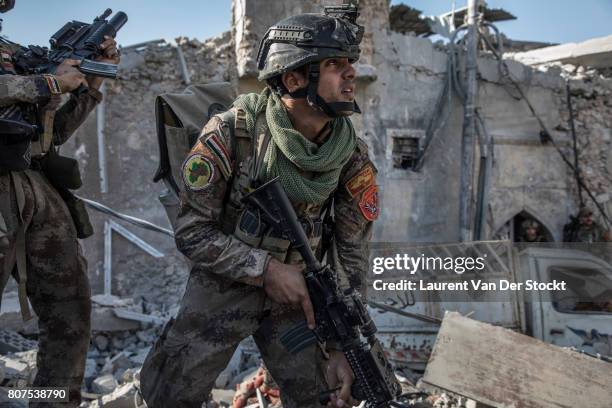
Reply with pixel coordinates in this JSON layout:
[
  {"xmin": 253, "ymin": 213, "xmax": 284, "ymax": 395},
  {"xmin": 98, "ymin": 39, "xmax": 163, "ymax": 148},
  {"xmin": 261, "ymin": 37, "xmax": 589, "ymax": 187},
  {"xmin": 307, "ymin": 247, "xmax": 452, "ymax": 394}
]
[
  {"xmin": 60, "ymin": 33, "xmax": 235, "ymax": 299},
  {"xmin": 56, "ymin": 0, "xmax": 611, "ymax": 298}
]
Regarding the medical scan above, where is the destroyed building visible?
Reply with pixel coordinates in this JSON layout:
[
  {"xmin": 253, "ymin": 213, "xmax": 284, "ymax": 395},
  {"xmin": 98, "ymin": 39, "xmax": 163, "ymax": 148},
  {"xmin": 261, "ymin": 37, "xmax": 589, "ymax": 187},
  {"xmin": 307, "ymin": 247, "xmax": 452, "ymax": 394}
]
[
  {"xmin": 2, "ymin": 0, "xmax": 612, "ymax": 407},
  {"xmin": 48, "ymin": 0, "xmax": 611, "ymax": 297}
]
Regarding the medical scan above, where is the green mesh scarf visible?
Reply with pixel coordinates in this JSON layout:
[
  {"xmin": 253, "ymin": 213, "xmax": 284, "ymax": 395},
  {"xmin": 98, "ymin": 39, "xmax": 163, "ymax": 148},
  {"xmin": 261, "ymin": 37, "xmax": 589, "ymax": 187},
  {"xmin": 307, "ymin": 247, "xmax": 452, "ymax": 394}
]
[{"xmin": 233, "ymin": 88, "xmax": 356, "ymax": 205}]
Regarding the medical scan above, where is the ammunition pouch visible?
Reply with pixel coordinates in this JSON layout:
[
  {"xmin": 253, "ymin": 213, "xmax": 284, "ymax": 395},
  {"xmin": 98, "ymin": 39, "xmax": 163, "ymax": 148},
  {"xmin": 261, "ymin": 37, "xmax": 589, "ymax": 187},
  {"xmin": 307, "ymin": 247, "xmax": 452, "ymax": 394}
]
[
  {"xmin": 234, "ymin": 207, "xmax": 323, "ymax": 264},
  {"xmin": 55, "ymin": 187, "xmax": 94, "ymax": 239},
  {"xmin": 35, "ymin": 150, "xmax": 83, "ymax": 190},
  {"xmin": 0, "ymin": 119, "xmax": 36, "ymax": 171},
  {"xmin": 35, "ymin": 150, "xmax": 93, "ymax": 239}
]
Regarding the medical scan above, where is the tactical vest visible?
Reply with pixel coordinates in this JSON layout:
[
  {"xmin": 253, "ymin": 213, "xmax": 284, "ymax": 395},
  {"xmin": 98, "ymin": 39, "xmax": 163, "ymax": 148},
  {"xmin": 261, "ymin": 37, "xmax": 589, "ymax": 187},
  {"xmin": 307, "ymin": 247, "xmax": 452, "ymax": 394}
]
[
  {"xmin": 213, "ymin": 108, "xmax": 330, "ymax": 266},
  {"xmin": 0, "ymin": 41, "xmax": 36, "ymax": 171}
]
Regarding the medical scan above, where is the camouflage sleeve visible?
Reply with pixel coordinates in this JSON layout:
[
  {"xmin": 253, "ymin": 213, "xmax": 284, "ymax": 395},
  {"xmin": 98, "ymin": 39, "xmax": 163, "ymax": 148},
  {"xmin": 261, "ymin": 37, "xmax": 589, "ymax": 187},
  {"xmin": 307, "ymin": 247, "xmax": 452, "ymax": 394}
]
[
  {"xmin": 53, "ymin": 88, "xmax": 103, "ymax": 145},
  {"xmin": 174, "ymin": 116, "xmax": 270, "ymax": 286},
  {"xmin": 0, "ymin": 74, "xmax": 55, "ymax": 106},
  {"xmin": 333, "ymin": 138, "xmax": 378, "ymax": 299}
]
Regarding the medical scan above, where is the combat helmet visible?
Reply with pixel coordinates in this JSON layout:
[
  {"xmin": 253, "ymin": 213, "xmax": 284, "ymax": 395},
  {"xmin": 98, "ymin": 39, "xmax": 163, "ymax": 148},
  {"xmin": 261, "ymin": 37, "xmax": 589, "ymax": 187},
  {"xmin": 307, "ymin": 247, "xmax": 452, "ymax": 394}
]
[
  {"xmin": 0, "ymin": 0, "xmax": 14, "ymax": 13},
  {"xmin": 256, "ymin": 0, "xmax": 363, "ymax": 117},
  {"xmin": 521, "ymin": 219, "xmax": 540, "ymax": 231},
  {"xmin": 578, "ymin": 206, "xmax": 593, "ymax": 218}
]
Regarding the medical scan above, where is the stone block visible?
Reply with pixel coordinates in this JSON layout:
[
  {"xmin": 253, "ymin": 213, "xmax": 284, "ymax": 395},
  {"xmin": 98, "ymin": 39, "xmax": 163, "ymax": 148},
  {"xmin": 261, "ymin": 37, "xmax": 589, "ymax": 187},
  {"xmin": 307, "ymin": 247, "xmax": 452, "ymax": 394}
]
[
  {"xmin": 91, "ymin": 308, "xmax": 141, "ymax": 332},
  {"xmin": 92, "ymin": 374, "xmax": 119, "ymax": 395}
]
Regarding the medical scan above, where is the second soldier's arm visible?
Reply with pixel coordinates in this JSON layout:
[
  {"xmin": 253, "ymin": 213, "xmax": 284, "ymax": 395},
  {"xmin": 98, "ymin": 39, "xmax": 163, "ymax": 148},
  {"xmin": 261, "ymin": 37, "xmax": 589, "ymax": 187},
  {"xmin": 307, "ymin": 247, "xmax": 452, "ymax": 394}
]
[
  {"xmin": 174, "ymin": 116, "xmax": 270, "ymax": 285},
  {"xmin": 54, "ymin": 37, "xmax": 119, "ymax": 145},
  {"xmin": 53, "ymin": 89, "xmax": 102, "ymax": 145},
  {"xmin": 0, "ymin": 74, "xmax": 62, "ymax": 106}
]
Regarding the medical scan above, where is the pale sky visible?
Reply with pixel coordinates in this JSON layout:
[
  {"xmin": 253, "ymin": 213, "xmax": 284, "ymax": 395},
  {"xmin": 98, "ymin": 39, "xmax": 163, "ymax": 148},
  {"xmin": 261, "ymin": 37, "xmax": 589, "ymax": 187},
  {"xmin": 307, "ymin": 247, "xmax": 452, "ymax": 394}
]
[{"xmin": 2, "ymin": 1, "xmax": 611, "ymax": 48}]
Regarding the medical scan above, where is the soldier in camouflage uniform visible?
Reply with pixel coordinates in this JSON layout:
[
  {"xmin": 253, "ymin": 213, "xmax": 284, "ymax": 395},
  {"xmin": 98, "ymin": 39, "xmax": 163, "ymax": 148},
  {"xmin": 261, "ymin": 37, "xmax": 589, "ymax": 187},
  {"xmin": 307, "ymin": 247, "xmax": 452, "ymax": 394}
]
[
  {"xmin": 518, "ymin": 219, "xmax": 547, "ymax": 243},
  {"xmin": 0, "ymin": 1, "xmax": 120, "ymax": 406},
  {"xmin": 573, "ymin": 207, "xmax": 611, "ymax": 243},
  {"xmin": 141, "ymin": 8, "xmax": 376, "ymax": 408}
]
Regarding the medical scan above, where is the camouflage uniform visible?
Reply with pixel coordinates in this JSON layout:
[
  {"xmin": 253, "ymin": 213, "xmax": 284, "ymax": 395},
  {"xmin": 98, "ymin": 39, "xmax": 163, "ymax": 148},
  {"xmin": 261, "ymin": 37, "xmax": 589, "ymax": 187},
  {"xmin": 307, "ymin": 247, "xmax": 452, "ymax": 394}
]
[
  {"xmin": 575, "ymin": 223, "xmax": 610, "ymax": 243},
  {"xmin": 573, "ymin": 207, "xmax": 611, "ymax": 243},
  {"xmin": 141, "ymin": 110, "xmax": 377, "ymax": 408},
  {"xmin": 0, "ymin": 40, "xmax": 102, "ymax": 407}
]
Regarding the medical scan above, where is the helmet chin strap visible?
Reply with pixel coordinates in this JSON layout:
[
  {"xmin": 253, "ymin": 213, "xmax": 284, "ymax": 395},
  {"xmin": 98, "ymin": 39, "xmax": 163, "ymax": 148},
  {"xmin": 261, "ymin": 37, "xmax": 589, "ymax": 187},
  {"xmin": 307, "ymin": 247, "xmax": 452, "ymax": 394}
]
[{"xmin": 287, "ymin": 64, "xmax": 361, "ymax": 118}]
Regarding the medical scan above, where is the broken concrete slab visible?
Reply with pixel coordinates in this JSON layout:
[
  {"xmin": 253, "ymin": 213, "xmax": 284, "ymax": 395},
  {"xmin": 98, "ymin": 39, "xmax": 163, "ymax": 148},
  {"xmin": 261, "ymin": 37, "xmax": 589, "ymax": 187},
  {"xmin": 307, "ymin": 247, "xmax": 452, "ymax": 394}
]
[
  {"xmin": 128, "ymin": 347, "xmax": 151, "ymax": 366},
  {"xmin": 421, "ymin": 312, "xmax": 612, "ymax": 408},
  {"xmin": 91, "ymin": 308, "xmax": 141, "ymax": 332},
  {"xmin": 0, "ymin": 329, "xmax": 38, "ymax": 354},
  {"xmin": 101, "ymin": 352, "xmax": 134, "ymax": 376},
  {"xmin": 88, "ymin": 382, "xmax": 139, "ymax": 408},
  {"xmin": 0, "ymin": 355, "xmax": 32, "ymax": 388},
  {"xmin": 510, "ymin": 34, "xmax": 612, "ymax": 69},
  {"xmin": 84, "ymin": 358, "xmax": 98, "ymax": 381},
  {"xmin": 113, "ymin": 309, "xmax": 166, "ymax": 325}
]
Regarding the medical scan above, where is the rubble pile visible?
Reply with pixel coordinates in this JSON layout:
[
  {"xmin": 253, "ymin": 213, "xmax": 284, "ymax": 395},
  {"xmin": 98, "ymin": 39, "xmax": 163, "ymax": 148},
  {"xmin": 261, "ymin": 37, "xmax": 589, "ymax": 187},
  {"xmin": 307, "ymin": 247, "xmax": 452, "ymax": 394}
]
[
  {"xmin": 0, "ymin": 304, "xmax": 444, "ymax": 408},
  {"xmin": 542, "ymin": 62, "xmax": 612, "ymax": 209}
]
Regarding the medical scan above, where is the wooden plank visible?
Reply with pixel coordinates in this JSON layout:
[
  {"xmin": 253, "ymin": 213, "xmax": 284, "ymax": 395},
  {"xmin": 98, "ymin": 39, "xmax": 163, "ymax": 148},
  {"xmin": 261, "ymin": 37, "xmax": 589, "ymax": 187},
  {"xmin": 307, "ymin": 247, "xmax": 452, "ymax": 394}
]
[{"xmin": 421, "ymin": 312, "xmax": 612, "ymax": 408}]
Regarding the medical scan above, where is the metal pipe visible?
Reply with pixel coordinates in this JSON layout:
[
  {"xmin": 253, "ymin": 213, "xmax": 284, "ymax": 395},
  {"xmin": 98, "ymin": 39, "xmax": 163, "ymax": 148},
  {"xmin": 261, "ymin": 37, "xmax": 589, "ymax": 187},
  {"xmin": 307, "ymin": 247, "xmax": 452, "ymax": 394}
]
[
  {"xmin": 104, "ymin": 220, "xmax": 112, "ymax": 295},
  {"xmin": 458, "ymin": 0, "xmax": 479, "ymax": 241},
  {"xmin": 176, "ymin": 45, "xmax": 191, "ymax": 85},
  {"xmin": 96, "ymin": 82, "xmax": 108, "ymax": 193}
]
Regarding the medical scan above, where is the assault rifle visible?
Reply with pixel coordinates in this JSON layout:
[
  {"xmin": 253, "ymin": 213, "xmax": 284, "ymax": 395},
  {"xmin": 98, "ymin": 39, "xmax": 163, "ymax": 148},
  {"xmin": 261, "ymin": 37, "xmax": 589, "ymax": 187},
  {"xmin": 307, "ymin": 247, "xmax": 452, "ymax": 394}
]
[
  {"xmin": 243, "ymin": 178, "xmax": 405, "ymax": 408},
  {"xmin": 13, "ymin": 9, "xmax": 127, "ymax": 84}
]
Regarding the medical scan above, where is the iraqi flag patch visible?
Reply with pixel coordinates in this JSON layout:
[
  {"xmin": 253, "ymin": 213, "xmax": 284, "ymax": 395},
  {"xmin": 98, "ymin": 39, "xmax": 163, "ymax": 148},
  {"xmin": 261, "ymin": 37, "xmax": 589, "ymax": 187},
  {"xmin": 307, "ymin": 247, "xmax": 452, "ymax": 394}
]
[{"xmin": 204, "ymin": 132, "xmax": 232, "ymax": 180}]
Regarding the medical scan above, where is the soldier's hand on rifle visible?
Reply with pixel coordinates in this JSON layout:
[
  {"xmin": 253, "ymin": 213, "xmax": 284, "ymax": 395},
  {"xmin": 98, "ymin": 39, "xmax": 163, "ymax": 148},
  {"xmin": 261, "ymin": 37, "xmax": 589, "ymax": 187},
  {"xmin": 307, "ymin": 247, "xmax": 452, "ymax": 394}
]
[
  {"xmin": 263, "ymin": 258, "xmax": 316, "ymax": 329},
  {"xmin": 55, "ymin": 59, "xmax": 88, "ymax": 93},
  {"xmin": 326, "ymin": 350, "xmax": 359, "ymax": 408},
  {"xmin": 86, "ymin": 36, "xmax": 121, "ymax": 89}
]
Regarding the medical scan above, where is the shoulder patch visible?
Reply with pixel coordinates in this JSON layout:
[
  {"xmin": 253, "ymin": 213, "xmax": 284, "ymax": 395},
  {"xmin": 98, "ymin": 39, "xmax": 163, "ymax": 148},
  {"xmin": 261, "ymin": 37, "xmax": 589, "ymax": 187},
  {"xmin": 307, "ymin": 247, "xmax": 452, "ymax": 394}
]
[
  {"xmin": 345, "ymin": 163, "xmax": 376, "ymax": 198},
  {"xmin": 358, "ymin": 184, "xmax": 379, "ymax": 221},
  {"xmin": 182, "ymin": 154, "xmax": 215, "ymax": 191},
  {"xmin": 204, "ymin": 131, "xmax": 232, "ymax": 180}
]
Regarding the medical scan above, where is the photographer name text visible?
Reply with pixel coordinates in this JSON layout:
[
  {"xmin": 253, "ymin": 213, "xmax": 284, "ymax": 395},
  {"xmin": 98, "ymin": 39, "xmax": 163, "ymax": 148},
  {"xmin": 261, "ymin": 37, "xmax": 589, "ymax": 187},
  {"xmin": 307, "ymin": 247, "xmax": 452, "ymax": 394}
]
[{"xmin": 372, "ymin": 279, "xmax": 567, "ymax": 291}]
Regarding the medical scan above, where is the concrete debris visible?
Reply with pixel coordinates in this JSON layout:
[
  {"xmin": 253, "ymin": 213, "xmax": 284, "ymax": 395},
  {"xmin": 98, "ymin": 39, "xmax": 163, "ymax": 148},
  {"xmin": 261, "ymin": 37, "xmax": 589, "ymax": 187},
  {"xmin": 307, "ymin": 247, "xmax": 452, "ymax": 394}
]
[
  {"xmin": 87, "ymin": 382, "xmax": 141, "ymax": 408},
  {"xmin": 113, "ymin": 309, "xmax": 166, "ymax": 325},
  {"xmin": 92, "ymin": 373, "xmax": 119, "ymax": 395},
  {"xmin": 94, "ymin": 334, "xmax": 110, "ymax": 351},
  {"xmin": 128, "ymin": 347, "xmax": 151, "ymax": 366},
  {"xmin": 421, "ymin": 312, "xmax": 612, "ymax": 408},
  {"xmin": 91, "ymin": 307, "xmax": 142, "ymax": 332},
  {"xmin": 0, "ymin": 387, "xmax": 28, "ymax": 407},
  {"xmin": 0, "ymin": 291, "xmax": 39, "ymax": 334},
  {"xmin": 0, "ymin": 351, "xmax": 37, "ymax": 388},
  {"xmin": 509, "ymin": 34, "xmax": 612, "ymax": 69},
  {"xmin": 84, "ymin": 358, "xmax": 98, "ymax": 381},
  {"xmin": 0, "ymin": 329, "xmax": 38, "ymax": 353},
  {"xmin": 216, "ymin": 337, "xmax": 260, "ymax": 389}
]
